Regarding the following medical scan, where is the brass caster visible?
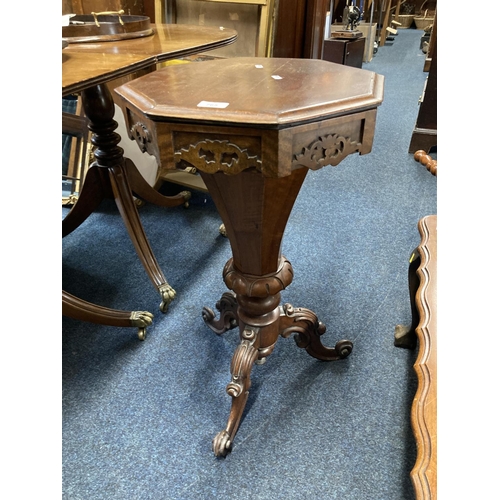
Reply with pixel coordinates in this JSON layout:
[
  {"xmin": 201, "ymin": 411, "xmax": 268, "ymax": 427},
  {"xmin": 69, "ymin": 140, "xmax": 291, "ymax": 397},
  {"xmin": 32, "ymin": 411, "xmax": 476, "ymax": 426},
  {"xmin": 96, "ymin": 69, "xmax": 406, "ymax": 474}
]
[
  {"xmin": 159, "ymin": 283, "xmax": 176, "ymax": 313},
  {"xmin": 219, "ymin": 223, "xmax": 227, "ymax": 237},
  {"xmin": 138, "ymin": 327, "xmax": 147, "ymax": 341},
  {"xmin": 130, "ymin": 310, "xmax": 153, "ymax": 338},
  {"xmin": 180, "ymin": 190, "xmax": 191, "ymax": 208}
]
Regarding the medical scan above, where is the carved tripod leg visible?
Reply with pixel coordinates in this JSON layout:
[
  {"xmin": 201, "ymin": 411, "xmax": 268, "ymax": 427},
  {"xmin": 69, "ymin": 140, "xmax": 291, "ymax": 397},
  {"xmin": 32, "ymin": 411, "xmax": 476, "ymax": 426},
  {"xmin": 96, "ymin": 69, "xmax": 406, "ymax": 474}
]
[
  {"xmin": 279, "ymin": 303, "xmax": 353, "ymax": 361},
  {"xmin": 202, "ymin": 292, "xmax": 239, "ymax": 335},
  {"xmin": 213, "ymin": 326, "xmax": 259, "ymax": 457}
]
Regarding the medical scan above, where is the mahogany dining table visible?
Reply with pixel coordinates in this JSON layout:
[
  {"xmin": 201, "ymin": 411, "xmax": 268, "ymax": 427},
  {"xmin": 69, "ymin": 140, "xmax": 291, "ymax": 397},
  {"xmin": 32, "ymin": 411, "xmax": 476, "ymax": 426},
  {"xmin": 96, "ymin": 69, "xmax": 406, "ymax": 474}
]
[{"xmin": 62, "ymin": 24, "xmax": 237, "ymax": 338}]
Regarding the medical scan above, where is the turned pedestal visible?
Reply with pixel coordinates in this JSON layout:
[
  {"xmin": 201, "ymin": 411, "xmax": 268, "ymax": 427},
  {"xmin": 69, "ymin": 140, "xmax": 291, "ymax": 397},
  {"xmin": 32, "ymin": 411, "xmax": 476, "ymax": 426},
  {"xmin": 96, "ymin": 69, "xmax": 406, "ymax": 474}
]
[
  {"xmin": 62, "ymin": 24, "xmax": 237, "ymax": 336},
  {"xmin": 115, "ymin": 57, "xmax": 384, "ymax": 455}
]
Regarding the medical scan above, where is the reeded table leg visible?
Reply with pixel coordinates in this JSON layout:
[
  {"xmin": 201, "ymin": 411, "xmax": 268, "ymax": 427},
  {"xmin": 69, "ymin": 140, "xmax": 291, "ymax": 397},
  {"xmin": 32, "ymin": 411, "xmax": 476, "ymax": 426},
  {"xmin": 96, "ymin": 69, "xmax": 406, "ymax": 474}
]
[
  {"xmin": 63, "ymin": 83, "xmax": 181, "ymax": 313},
  {"xmin": 62, "ymin": 290, "xmax": 153, "ymax": 340}
]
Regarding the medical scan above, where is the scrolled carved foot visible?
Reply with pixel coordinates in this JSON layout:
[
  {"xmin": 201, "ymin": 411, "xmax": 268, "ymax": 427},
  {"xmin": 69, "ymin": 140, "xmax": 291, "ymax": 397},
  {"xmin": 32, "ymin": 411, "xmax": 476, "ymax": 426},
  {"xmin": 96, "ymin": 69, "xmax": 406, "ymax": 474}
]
[
  {"xmin": 212, "ymin": 326, "xmax": 259, "ymax": 456},
  {"xmin": 280, "ymin": 303, "xmax": 353, "ymax": 361},
  {"xmin": 130, "ymin": 310, "xmax": 154, "ymax": 341},
  {"xmin": 158, "ymin": 283, "xmax": 176, "ymax": 313},
  {"xmin": 213, "ymin": 430, "xmax": 232, "ymax": 457},
  {"xmin": 202, "ymin": 292, "xmax": 239, "ymax": 335},
  {"xmin": 333, "ymin": 339, "xmax": 353, "ymax": 358}
]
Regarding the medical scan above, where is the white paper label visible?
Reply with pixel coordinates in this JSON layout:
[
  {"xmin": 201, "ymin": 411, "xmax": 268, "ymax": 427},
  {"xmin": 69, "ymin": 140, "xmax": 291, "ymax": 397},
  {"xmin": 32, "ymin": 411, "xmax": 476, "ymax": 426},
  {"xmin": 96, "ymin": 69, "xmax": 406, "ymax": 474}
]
[
  {"xmin": 197, "ymin": 101, "xmax": 229, "ymax": 109},
  {"xmin": 271, "ymin": 75, "xmax": 283, "ymax": 80}
]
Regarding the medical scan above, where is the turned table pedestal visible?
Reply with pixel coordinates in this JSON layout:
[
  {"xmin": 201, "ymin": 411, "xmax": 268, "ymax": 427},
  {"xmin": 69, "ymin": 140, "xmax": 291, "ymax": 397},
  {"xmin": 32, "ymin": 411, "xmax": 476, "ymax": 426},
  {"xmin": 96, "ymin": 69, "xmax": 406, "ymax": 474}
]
[
  {"xmin": 115, "ymin": 57, "xmax": 384, "ymax": 455},
  {"xmin": 62, "ymin": 24, "xmax": 237, "ymax": 337}
]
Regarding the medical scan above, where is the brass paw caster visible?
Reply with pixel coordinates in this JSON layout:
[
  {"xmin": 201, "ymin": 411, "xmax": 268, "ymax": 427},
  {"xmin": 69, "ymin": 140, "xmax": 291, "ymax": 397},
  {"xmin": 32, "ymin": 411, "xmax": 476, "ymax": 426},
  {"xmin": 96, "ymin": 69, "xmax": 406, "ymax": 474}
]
[
  {"xmin": 130, "ymin": 310, "xmax": 153, "ymax": 340},
  {"xmin": 159, "ymin": 283, "xmax": 176, "ymax": 313}
]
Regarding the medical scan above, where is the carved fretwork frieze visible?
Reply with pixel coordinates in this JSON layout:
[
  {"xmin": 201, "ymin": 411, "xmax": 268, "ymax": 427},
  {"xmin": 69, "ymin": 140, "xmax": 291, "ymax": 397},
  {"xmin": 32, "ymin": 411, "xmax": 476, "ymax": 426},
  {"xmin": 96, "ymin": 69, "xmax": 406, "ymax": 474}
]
[
  {"xmin": 130, "ymin": 122, "xmax": 152, "ymax": 154},
  {"xmin": 292, "ymin": 133, "xmax": 361, "ymax": 170},
  {"xmin": 174, "ymin": 139, "xmax": 262, "ymax": 175}
]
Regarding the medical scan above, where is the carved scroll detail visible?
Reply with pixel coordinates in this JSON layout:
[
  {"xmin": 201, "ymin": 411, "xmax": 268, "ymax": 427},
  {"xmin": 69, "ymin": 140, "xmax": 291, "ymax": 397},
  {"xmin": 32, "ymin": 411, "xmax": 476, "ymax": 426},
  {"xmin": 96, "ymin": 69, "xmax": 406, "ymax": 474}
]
[
  {"xmin": 202, "ymin": 291, "xmax": 239, "ymax": 335},
  {"xmin": 130, "ymin": 122, "xmax": 152, "ymax": 154},
  {"xmin": 226, "ymin": 327, "xmax": 259, "ymax": 398},
  {"xmin": 279, "ymin": 303, "xmax": 353, "ymax": 361},
  {"xmin": 174, "ymin": 139, "xmax": 262, "ymax": 175},
  {"xmin": 292, "ymin": 134, "xmax": 361, "ymax": 170}
]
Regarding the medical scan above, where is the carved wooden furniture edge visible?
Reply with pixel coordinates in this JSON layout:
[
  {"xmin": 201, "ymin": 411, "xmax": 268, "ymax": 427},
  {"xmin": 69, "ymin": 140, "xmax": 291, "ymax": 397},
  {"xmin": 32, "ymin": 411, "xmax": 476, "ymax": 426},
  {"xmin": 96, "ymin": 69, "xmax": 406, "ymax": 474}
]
[
  {"xmin": 121, "ymin": 108, "xmax": 378, "ymax": 180},
  {"xmin": 113, "ymin": 58, "xmax": 384, "ymax": 128},
  {"xmin": 119, "ymin": 82, "xmax": 384, "ymax": 128},
  {"xmin": 411, "ymin": 214, "xmax": 437, "ymax": 500}
]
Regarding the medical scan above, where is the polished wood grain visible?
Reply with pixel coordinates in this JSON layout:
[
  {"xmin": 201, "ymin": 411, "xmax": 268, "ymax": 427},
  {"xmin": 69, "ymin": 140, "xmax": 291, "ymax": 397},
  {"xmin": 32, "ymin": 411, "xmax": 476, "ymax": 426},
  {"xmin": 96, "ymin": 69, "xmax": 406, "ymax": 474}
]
[
  {"xmin": 115, "ymin": 57, "xmax": 383, "ymax": 126},
  {"xmin": 409, "ymin": 16, "xmax": 437, "ymax": 154},
  {"xmin": 414, "ymin": 150, "xmax": 437, "ymax": 176},
  {"xmin": 267, "ymin": 0, "xmax": 329, "ymax": 58},
  {"xmin": 62, "ymin": 24, "xmax": 237, "ymax": 335},
  {"xmin": 394, "ymin": 152, "xmax": 437, "ymax": 497},
  {"xmin": 412, "ymin": 214, "xmax": 437, "ymax": 500},
  {"xmin": 394, "ymin": 149, "xmax": 437, "ymax": 498},
  {"xmin": 62, "ymin": 290, "xmax": 153, "ymax": 340},
  {"xmin": 63, "ymin": 24, "xmax": 237, "ymax": 95},
  {"xmin": 115, "ymin": 57, "xmax": 384, "ymax": 455}
]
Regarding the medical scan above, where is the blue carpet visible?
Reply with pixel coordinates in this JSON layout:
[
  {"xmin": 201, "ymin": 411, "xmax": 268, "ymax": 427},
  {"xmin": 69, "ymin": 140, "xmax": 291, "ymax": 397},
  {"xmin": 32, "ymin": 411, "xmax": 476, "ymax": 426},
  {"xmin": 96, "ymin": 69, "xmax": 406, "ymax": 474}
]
[{"xmin": 62, "ymin": 29, "xmax": 436, "ymax": 500}]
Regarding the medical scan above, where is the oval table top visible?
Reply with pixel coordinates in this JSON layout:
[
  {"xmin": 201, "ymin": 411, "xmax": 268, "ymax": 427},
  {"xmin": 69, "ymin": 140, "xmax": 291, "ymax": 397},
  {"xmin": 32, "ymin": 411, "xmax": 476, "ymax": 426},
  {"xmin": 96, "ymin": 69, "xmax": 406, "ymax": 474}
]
[{"xmin": 62, "ymin": 24, "xmax": 238, "ymax": 96}]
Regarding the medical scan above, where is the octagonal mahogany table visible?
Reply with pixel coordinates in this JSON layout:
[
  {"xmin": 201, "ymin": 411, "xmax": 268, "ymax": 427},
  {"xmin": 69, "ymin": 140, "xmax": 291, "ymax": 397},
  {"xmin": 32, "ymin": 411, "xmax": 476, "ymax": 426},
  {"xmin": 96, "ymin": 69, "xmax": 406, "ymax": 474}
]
[
  {"xmin": 62, "ymin": 24, "xmax": 237, "ymax": 337},
  {"xmin": 114, "ymin": 57, "xmax": 384, "ymax": 454}
]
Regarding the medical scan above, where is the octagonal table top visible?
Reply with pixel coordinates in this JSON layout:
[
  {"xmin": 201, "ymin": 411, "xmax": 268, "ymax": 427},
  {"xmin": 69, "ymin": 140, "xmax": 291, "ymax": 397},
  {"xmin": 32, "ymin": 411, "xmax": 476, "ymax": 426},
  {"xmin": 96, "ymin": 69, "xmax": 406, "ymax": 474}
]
[{"xmin": 114, "ymin": 57, "xmax": 384, "ymax": 128}]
